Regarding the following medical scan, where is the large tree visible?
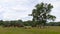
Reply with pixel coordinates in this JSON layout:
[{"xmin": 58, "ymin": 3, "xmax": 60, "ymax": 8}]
[{"xmin": 30, "ymin": 2, "xmax": 56, "ymax": 27}]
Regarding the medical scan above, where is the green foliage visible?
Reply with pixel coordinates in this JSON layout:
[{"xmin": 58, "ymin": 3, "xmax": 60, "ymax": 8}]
[
  {"xmin": 0, "ymin": 20, "xmax": 24, "ymax": 27},
  {"xmin": 30, "ymin": 2, "xmax": 56, "ymax": 26},
  {"xmin": 23, "ymin": 20, "xmax": 33, "ymax": 26},
  {"xmin": 0, "ymin": 20, "xmax": 4, "ymax": 25}
]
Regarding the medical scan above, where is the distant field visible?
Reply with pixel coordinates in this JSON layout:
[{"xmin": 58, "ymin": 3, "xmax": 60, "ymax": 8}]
[{"xmin": 0, "ymin": 26, "xmax": 60, "ymax": 34}]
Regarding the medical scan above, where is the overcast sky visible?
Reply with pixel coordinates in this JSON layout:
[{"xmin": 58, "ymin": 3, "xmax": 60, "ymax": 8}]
[{"xmin": 0, "ymin": 0, "xmax": 60, "ymax": 21}]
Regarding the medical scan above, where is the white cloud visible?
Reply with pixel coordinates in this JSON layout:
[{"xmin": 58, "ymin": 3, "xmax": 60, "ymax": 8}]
[
  {"xmin": 0, "ymin": 0, "xmax": 59, "ymax": 21},
  {"xmin": 0, "ymin": 0, "xmax": 34, "ymax": 21},
  {"xmin": 11, "ymin": 5, "xmax": 29, "ymax": 10}
]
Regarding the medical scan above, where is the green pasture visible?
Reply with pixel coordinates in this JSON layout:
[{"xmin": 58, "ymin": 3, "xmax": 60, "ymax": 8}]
[{"xmin": 0, "ymin": 26, "xmax": 60, "ymax": 34}]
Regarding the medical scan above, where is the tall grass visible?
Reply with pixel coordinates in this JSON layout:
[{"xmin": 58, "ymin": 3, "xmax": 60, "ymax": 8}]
[{"xmin": 0, "ymin": 26, "xmax": 60, "ymax": 34}]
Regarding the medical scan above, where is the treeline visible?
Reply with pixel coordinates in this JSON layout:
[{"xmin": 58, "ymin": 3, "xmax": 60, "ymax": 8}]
[
  {"xmin": 0, "ymin": 20, "xmax": 24, "ymax": 27},
  {"xmin": 46, "ymin": 22, "xmax": 60, "ymax": 26},
  {"xmin": 0, "ymin": 20, "xmax": 60, "ymax": 27},
  {"xmin": 0, "ymin": 20, "xmax": 36, "ymax": 27}
]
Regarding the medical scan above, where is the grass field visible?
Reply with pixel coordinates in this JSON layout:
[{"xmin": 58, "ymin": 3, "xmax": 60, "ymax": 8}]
[{"xmin": 0, "ymin": 26, "xmax": 60, "ymax": 34}]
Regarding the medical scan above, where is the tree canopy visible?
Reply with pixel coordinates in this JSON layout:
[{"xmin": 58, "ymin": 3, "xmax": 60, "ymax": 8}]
[{"xmin": 30, "ymin": 2, "xmax": 56, "ymax": 26}]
